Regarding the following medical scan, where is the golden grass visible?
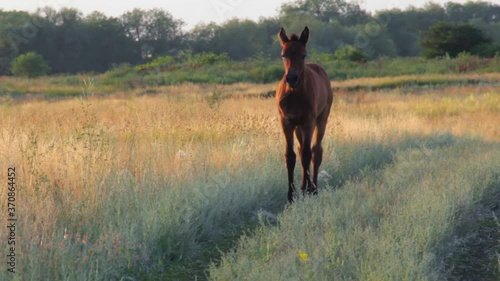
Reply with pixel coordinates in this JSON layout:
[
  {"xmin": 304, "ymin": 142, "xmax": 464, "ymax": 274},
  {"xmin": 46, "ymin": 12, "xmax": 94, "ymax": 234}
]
[
  {"xmin": 331, "ymin": 72, "xmax": 500, "ymax": 89},
  {"xmin": 334, "ymin": 86, "xmax": 500, "ymax": 141},
  {"xmin": 1, "ymin": 84, "xmax": 499, "ymax": 196},
  {"xmin": 0, "ymin": 83, "xmax": 499, "ymax": 279}
]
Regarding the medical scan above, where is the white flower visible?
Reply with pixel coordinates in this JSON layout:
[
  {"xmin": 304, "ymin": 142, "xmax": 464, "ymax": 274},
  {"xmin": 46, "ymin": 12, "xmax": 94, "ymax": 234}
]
[
  {"xmin": 318, "ymin": 170, "xmax": 331, "ymax": 181},
  {"xmin": 176, "ymin": 149, "xmax": 187, "ymax": 160}
]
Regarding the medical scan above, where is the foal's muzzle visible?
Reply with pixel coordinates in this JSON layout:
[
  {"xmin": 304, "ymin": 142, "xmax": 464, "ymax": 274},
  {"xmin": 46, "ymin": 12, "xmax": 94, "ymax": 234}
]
[{"xmin": 286, "ymin": 70, "xmax": 300, "ymax": 88}]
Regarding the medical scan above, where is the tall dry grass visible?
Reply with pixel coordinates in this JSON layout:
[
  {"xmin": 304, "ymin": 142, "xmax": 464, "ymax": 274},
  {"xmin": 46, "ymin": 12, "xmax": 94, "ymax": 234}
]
[{"xmin": 0, "ymin": 84, "xmax": 499, "ymax": 280}]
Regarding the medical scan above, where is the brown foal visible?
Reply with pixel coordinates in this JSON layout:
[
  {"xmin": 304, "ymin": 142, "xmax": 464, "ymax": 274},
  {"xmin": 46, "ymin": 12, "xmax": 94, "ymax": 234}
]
[{"xmin": 276, "ymin": 26, "xmax": 334, "ymax": 203}]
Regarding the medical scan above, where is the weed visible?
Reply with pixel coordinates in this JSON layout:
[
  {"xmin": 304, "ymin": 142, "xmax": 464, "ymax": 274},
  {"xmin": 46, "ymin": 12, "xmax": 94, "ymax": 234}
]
[{"xmin": 205, "ymin": 87, "xmax": 224, "ymax": 109}]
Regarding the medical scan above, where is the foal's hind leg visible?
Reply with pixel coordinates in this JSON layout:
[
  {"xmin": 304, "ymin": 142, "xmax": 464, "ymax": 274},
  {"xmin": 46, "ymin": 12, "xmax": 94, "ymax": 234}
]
[{"xmin": 312, "ymin": 112, "xmax": 329, "ymax": 193}]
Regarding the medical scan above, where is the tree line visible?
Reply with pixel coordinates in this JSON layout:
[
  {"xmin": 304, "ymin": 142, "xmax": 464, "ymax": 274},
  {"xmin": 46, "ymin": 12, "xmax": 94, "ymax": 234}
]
[{"xmin": 1, "ymin": 0, "xmax": 499, "ymax": 75}]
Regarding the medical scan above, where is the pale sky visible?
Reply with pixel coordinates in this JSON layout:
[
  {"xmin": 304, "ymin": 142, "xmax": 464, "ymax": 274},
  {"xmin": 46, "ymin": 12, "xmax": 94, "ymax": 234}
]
[{"xmin": 0, "ymin": 0, "xmax": 484, "ymax": 30}]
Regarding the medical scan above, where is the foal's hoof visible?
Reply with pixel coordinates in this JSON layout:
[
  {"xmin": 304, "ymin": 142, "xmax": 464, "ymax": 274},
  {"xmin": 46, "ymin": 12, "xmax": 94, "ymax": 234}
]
[
  {"xmin": 306, "ymin": 183, "xmax": 318, "ymax": 196},
  {"xmin": 306, "ymin": 189, "xmax": 318, "ymax": 196}
]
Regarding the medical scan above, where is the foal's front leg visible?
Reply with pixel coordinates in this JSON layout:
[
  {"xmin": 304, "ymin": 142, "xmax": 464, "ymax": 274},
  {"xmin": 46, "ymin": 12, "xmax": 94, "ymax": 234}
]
[
  {"xmin": 282, "ymin": 121, "xmax": 296, "ymax": 203},
  {"xmin": 298, "ymin": 123, "xmax": 315, "ymax": 194}
]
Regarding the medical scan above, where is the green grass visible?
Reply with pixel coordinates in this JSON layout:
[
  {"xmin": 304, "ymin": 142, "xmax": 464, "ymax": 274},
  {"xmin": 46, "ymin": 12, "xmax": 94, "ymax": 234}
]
[
  {"xmin": 210, "ymin": 136, "xmax": 500, "ymax": 280},
  {"xmin": 1, "ymin": 56, "xmax": 499, "ymax": 97},
  {"xmin": 444, "ymin": 194, "xmax": 500, "ymax": 280},
  {"xmin": 331, "ymin": 72, "xmax": 500, "ymax": 94},
  {"xmin": 95, "ymin": 56, "xmax": 500, "ymax": 88}
]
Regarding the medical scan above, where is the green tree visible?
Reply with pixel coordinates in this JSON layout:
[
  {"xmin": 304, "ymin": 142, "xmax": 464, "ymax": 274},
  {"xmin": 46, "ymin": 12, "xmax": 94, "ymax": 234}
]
[
  {"xmin": 0, "ymin": 10, "xmax": 33, "ymax": 74},
  {"xmin": 471, "ymin": 42, "xmax": 500, "ymax": 57},
  {"xmin": 23, "ymin": 7, "xmax": 141, "ymax": 73},
  {"xmin": 33, "ymin": 7, "xmax": 88, "ymax": 73},
  {"xmin": 445, "ymin": 1, "xmax": 500, "ymax": 23},
  {"xmin": 85, "ymin": 11, "xmax": 140, "ymax": 72},
  {"xmin": 206, "ymin": 19, "xmax": 270, "ymax": 60},
  {"xmin": 421, "ymin": 21, "xmax": 491, "ymax": 58},
  {"xmin": 188, "ymin": 22, "xmax": 220, "ymax": 54},
  {"xmin": 376, "ymin": 4, "xmax": 446, "ymax": 57},
  {"xmin": 119, "ymin": 8, "xmax": 184, "ymax": 58},
  {"xmin": 10, "ymin": 52, "xmax": 50, "ymax": 77},
  {"xmin": 280, "ymin": 0, "xmax": 369, "ymax": 25}
]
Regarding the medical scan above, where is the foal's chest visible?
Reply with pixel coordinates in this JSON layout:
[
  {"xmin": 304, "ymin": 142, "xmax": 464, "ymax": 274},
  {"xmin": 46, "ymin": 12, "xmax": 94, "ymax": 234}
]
[{"xmin": 278, "ymin": 93, "xmax": 313, "ymax": 124}]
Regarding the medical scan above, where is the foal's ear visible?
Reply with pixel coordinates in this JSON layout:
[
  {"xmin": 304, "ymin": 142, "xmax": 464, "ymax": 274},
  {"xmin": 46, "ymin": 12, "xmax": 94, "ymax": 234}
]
[
  {"xmin": 278, "ymin": 27, "xmax": 289, "ymax": 46},
  {"xmin": 299, "ymin": 26, "xmax": 309, "ymax": 45}
]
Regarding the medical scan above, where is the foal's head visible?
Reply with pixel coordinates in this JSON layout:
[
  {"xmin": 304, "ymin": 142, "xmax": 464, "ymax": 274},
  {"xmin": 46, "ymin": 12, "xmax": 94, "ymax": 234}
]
[{"xmin": 278, "ymin": 26, "xmax": 309, "ymax": 88}]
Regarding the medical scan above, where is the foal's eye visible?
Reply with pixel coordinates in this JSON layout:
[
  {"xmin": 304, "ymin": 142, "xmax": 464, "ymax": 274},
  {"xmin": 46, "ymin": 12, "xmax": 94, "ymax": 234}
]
[{"xmin": 281, "ymin": 55, "xmax": 286, "ymax": 60}]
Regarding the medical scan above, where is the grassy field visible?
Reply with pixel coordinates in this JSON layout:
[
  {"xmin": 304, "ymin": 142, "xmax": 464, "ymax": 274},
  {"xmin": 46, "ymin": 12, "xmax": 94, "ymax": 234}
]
[
  {"xmin": 0, "ymin": 78, "xmax": 499, "ymax": 280},
  {"xmin": 0, "ymin": 55, "xmax": 499, "ymax": 97}
]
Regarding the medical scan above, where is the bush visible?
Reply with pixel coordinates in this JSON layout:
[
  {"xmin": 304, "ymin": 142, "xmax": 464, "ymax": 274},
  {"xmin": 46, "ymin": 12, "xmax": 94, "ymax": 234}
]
[
  {"xmin": 250, "ymin": 65, "xmax": 283, "ymax": 83},
  {"xmin": 100, "ymin": 63, "xmax": 137, "ymax": 88},
  {"xmin": 10, "ymin": 52, "xmax": 50, "ymax": 78},
  {"xmin": 333, "ymin": 45, "xmax": 370, "ymax": 62},
  {"xmin": 192, "ymin": 52, "xmax": 230, "ymax": 65},
  {"xmin": 309, "ymin": 50, "xmax": 335, "ymax": 63},
  {"xmin": 135, "ymin": 56, "xmax": 176, "ymax": 72},
  {"xmin": 178, "ymin": 51, "xmax": 231, "ymax": 67}
]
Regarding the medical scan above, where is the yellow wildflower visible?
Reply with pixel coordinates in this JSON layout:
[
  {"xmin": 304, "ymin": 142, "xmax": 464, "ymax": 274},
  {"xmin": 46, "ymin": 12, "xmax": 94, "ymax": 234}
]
[{"xmin": 299, "ymin": 250, "xmax": 308, "ymax": 261}]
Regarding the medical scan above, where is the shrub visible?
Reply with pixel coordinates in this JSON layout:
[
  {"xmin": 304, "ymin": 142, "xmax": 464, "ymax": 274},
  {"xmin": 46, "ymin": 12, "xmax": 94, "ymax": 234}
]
[
  {"xmin": 135, "ymin": 56, "xmax": 176, "ymax": 72},
  {"xmin": 178, "ymin": 51, "xmax": 231, "ymax": 67},
  {"xmin": 196, "ymin": 52, "xmax": 230, "ymax": 65},
  {"xmin": 309, "ymin": 50, "xmax": 335, "ymax": 63},
  {"xmin": 250, "ymin": 65, "xmax": 283, "ymax": 83},
  {"xmin": 10, "ymin": 52, "xmax": 50, "ymax": 78},
  {"xmin": 333, "ymin": 45, "xmax": 370, "ymax": 62},
  {"xmin": 100, "ymin": 63, "xmax": 137, "ymax": 88},
  {"xmin": 105, "ymin": 63, "xmax": 135, "ymax": 78}
]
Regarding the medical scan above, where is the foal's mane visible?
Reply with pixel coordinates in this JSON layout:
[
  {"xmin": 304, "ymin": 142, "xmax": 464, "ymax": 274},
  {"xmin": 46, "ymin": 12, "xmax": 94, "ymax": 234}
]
[{"xmin": 289, "ymin": 34, "xmax": 300, "ymax": 41}]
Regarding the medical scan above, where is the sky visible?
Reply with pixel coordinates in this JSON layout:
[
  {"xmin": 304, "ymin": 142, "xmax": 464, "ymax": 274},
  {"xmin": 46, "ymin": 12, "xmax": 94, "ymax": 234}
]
[{"xmin": 0, "ymin": 0, "xmax": 480, "ymax": 30}]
